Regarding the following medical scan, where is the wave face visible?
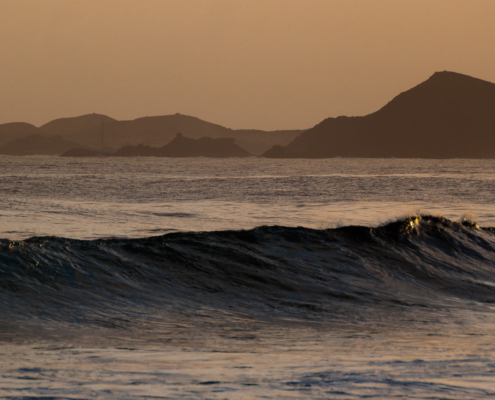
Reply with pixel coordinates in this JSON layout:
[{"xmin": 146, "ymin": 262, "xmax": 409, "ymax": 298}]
[{"xmin": 2, "ymin": 216, "xmax": 495, "ymax": 329}]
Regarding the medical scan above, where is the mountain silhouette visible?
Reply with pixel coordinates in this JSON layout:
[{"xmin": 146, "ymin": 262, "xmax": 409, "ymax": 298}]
[
  {"xmin": 59, "ymin": 114, "xmax": 300, "ymax": 155},
  {"xmin": 0, "ymin": 134, "xmax": 82, "ymax": 156},
  {"xmin": 5, "ymin": 71, "xmax": 495, "ymax": 159},
  {"xmin": 263, "ymin": 71, "xmax": 495, "ymax": 158},
  {"xmin": 39, "ymin": 113, "xmax": 117, "ymax": 137},
  {"xmin": 0, "ymin": 122, "xmax": 39, "ymax": 147},
  {"xmin": 108, "ymin": 133, "xmax": 251, "ymax": 158},
  {"xmin": 0, "ymin": 114, "xmax": 299, "ymax": 156},
  {"xmin": 0, "ymin": 114, "xmax": 114, "ymax": 152}
]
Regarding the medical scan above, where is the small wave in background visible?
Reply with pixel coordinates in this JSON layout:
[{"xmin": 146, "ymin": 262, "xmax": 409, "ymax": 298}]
[{"xmin": 2, "ymin": 157, "xmax": 495, "ymax": 239}]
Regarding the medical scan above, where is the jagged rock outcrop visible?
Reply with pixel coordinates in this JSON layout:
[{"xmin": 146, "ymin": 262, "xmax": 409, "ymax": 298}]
[
  {"xmin": 110, "ymin": 133, "xmax": 252, "ymax": 158},
  {"xmin": 156, "ymin": 133, "xmax": 251, "ymax": 157}
]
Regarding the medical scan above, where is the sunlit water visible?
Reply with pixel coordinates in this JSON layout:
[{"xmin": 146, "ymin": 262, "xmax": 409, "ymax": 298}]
[
  {"xmin": 2, "ymin": 156, "xmax": 495, "ymax": 399},
  {"xmin": 4, "ymin": 327, "xmax": 495, "ymax": 399},
  {"xmin": 1, "ymin": 156, "xmax": 495, "ymax": 239}
]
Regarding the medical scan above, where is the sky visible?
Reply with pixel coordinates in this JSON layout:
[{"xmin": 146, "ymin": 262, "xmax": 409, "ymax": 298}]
[{"xmin": 1, "ymin": 0, "xmax": 495, "ymax": 130}]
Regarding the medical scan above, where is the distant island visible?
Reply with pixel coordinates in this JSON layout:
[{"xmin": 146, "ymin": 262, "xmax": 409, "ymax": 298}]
[
  {"xmin": 0, "ymin": 134, "xmax": 82, "ymax": 156},
  {"xmin": 0, "ymin": 122, "xmax": 39, "ymax": 148},
  {"xmin": 2, "ymin": 71, "xmax": 495, "ymax": 159},
  {"xmin": 0, "ymin": 113, "xmax": 300, "ymax": 156},
  {"xmin": 62, "ymin": 133, "xmax": 252, "ymax": 158},
  {"xmin": 263, "ymin": 71, "xmax": 495, "ymax": 158}
]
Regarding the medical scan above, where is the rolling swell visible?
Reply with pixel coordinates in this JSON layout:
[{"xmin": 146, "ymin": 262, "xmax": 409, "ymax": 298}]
[{"xmin": 1, "ymin": 215, "xmax": 495, "ymax": 328}]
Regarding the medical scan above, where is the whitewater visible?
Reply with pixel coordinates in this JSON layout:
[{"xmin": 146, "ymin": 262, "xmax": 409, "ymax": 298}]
[{"xmin": 2, "ymin": 156, "xmax": 495, "ymax": 399}]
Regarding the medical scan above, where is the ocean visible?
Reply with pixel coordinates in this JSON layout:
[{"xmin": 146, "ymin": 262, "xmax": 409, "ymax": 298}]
[{"xmin": 1, "ymin": 156, "xmax": 495, "ymax": 399}]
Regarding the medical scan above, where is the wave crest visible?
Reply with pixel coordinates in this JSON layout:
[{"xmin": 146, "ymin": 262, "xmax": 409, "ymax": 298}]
[{"xmin": 1, "ymin": 215, "xmax": 495, "ymax": 327}]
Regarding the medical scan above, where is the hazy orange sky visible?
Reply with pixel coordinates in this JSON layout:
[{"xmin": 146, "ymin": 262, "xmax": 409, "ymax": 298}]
[{"xmin": 1, "ymin": 0, "xmax": 494, "ymax": 130}]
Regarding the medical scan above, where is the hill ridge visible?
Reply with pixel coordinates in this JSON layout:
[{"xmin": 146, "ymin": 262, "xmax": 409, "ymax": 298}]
[{"xmin": 264, "ymin": 70, "xmax": 495, "ymax": 159}]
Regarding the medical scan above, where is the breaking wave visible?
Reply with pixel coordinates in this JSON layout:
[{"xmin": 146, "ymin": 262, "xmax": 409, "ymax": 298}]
[{"xmin": 2, "ymin": 215, "xmax": 495, "ymax": 330}]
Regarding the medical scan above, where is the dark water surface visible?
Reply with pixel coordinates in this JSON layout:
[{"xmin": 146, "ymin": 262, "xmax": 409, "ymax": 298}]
[{"xmin": 1, "ymin": 156, "xmax": 495, "ymax": 398}]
